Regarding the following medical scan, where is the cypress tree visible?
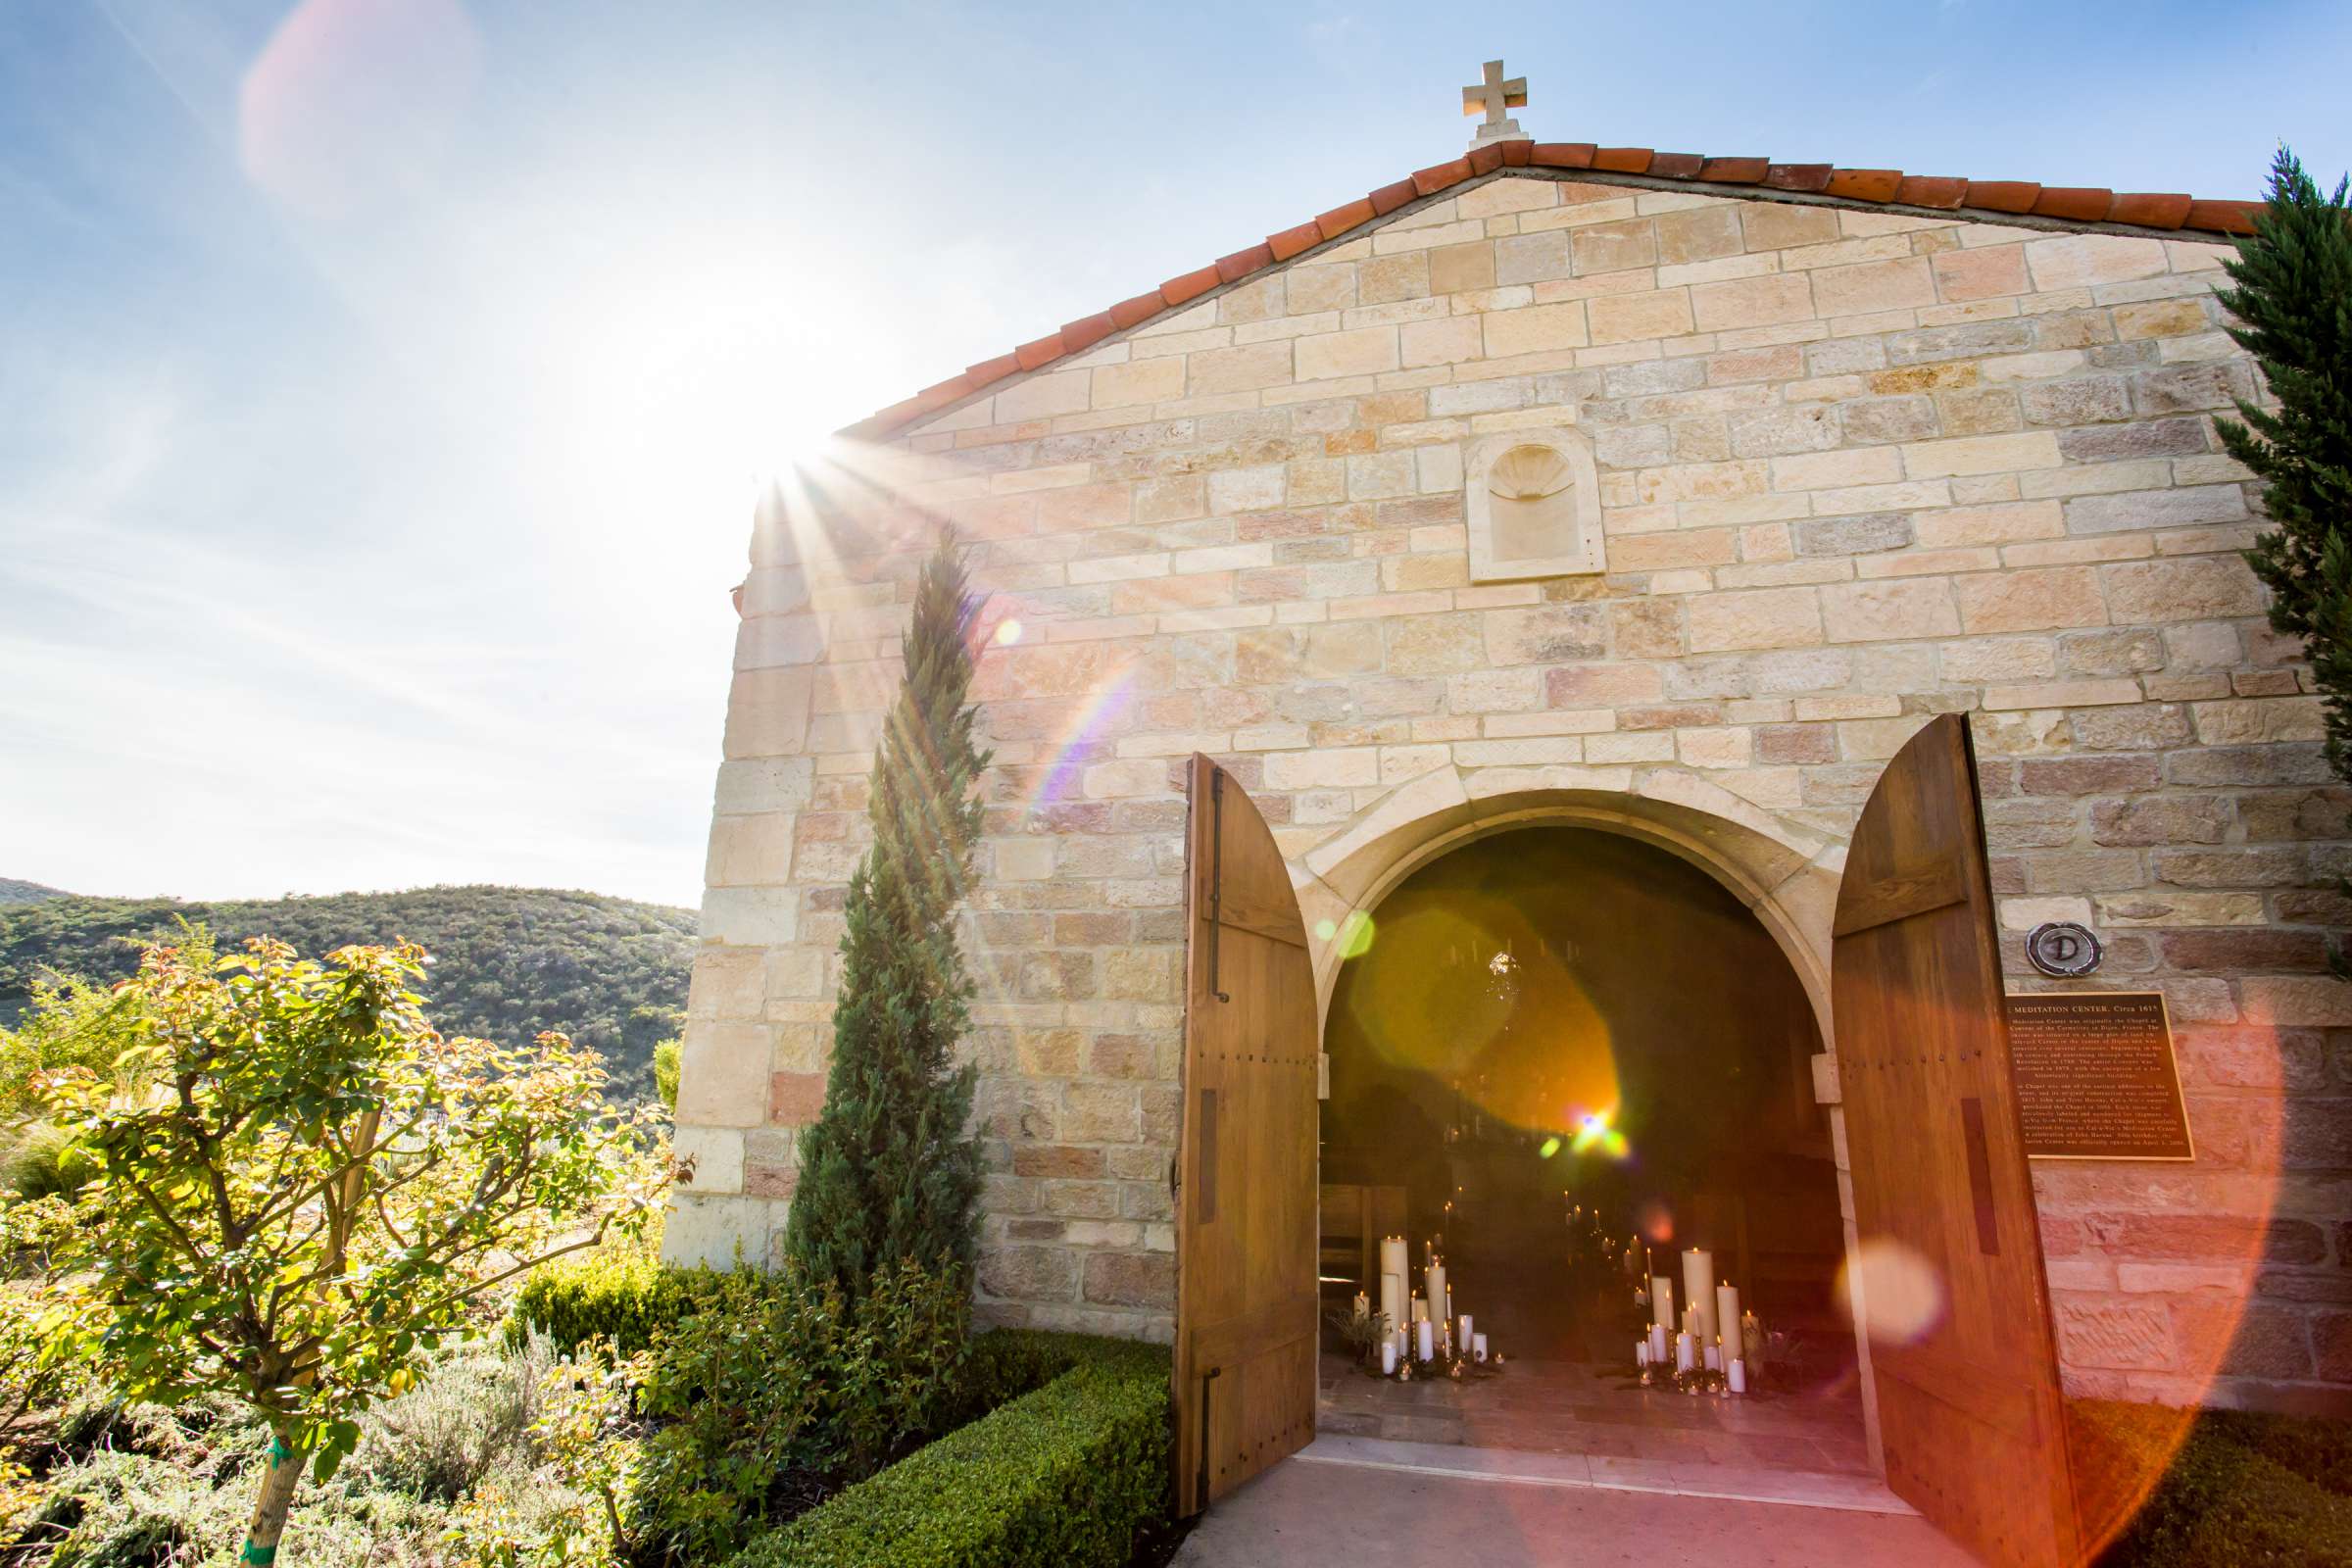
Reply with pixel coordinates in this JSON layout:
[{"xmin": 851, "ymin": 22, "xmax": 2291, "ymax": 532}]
[
  {"xmin": 782, "ymin": 532, "xmax": 989, "ymax": 1296},
  {"xmin": 2225, "ymin": 147, "xmax": 2352, "ymax": 781}
]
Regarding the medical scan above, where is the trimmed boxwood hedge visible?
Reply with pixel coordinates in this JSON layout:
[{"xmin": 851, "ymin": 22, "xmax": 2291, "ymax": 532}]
[
  {"xmin": 2071, "ymin": 1399, "xmax": 2352, "ymax": 1567},
  {"xmin": 728, "ymin": 1332, "xmax": 1171, "ymax": 1568},
  {"xmin": 510, "ymin": 1258, "xmax": 1173, "ymax": 1567}
]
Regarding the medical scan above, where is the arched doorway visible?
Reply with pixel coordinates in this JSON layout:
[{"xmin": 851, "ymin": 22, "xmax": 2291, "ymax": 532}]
[
  {"xmin": 1177, "ymin": 727, "xmax": 2080, "ymax": 1560},
  {"xmin": 1314, "ymin": 824, "xmax": 1866, "ymax": 1472}
]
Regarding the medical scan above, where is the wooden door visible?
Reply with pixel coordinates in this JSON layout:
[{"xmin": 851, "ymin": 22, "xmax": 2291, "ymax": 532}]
[
  {"xmin": 1173, "ymin": 755, "xmax": 1318, "ymax": 1516},
  {"xmin": 1833, "ymin": 713, "xmax": 2082, "ymax": 1565}
]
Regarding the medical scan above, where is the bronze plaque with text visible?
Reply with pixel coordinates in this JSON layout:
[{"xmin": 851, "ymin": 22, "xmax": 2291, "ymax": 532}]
[{"xmin": 2005, "ymin": 991, "xmax": 2194, "ymax": 1160}]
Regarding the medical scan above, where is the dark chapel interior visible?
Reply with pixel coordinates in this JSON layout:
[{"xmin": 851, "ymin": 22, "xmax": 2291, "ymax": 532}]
[{"xmin": 1317, "ymin": 826, "xmax": 1849, "ymax": 1377}]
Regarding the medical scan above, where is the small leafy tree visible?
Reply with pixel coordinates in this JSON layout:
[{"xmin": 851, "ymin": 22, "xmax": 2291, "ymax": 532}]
[
  {"xmin": 2227, "ymin": 146, "xmax": 2352, "ymax": 779},
  {"xmin": 33, "ymin": 937, "xmax": 665, "ymax": 1562},
  {"xmin": 782, "ymin": 532, "xmax": 989, "ymax": 1297},
  {"xmin": 653, "ymin": 1036, "xmax": 681, "ymax": 1113}
]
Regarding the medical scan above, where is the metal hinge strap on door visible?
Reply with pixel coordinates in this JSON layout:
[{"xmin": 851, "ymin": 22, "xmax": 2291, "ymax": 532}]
[
  {"xmin": 1198, "ymin": 1366, "xmax": 1221, "ymax": 1505},
  {"xmin": 1207, "ymin": 768, "xmax": 1231, "ymax": 1003}
]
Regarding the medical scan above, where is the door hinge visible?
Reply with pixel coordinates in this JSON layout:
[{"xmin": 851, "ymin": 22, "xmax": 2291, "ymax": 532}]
[{"xmin": 1207, "ymin": 768, "xmax": 1231, "ymax": 1003}]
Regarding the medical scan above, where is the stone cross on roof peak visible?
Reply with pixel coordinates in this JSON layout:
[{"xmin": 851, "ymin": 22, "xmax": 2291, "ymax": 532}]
[{"xmin": 1461, "ymin": 60, "xmax": 1529, "ymax": 148}]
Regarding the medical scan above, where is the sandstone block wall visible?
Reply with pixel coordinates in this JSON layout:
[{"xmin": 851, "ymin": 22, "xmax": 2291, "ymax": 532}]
[{"xmin": 670, "ymin": 171, "xmax": 2350, "ymax": 1412}]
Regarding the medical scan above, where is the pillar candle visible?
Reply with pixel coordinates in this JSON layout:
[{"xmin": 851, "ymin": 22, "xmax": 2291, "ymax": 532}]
[
  {"xmin": 1381, "ymin": 1338, "xmax": 1396, "ymax": 1375},
  {"xmin": 1410, "ymin": 1293, "xmax": 1426, "ymax": 1323},
  {"xmin": 1675, "ymin": 1332, "xmax": 1694, "ymax": 1374},
  {"xmin": 1704, "ymin": 1342, "xmax": 1721, "ymax": 1372},
  {"xmin": 1651, "ymin": 1275, "xmax": 1675, "ymax": 1331},
  {"xmin": 1714, "ymin": 1282, "xmax": 1741, "ymax": 1363},
  {"xmin": 1742, "ymin": 1311, "xmax": 1766, "ymax": 1370},
  {"xmin": 1728, "ymin": 1357, "xmax": 1747, "ymax": 1395},
  {"xmin": 1473, "ymin": 1333, "xmax": 1488, "ymax": 1362},
  {"xmin": 1379, "ymin": 1237, "xmax": 1408, "ymax": 1338},
  {"xmin": 1636, "ymin": 1340, "xmax": 1649, "ymax": 1368},
  {"xmin": 1352, "ymin": 1291, "xmax": 1369, "ymax": 1326},
  {"xmin": 1681, "ymin": 1250, "xmax": 1716, "ymax": 1348},
  {"xmin": 1458, "ymin": 1313, "xmax": 1473, "ymax": 1351},
  {"xmin": 1417, "ymin": 1319, "xmax": 1435, "ymax": 1361},
  {"xmin": 1647, "ymin": 1322, "xmax": 1667, "ymax": 1363},
  {"xmin": 1427, "ymin": 1261, "xmax": 1446, "ymax": 1327}
]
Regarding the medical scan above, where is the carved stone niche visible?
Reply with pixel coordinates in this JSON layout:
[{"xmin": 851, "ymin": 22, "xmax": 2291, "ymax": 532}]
[{"xmin": 1463, "ymin": 427, "xmax": 1604, "ymax": 582}]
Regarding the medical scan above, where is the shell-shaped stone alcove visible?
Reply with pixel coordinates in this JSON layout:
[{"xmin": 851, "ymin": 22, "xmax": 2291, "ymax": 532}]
[{"xmin": 1462, "ymin": 428, "xmax": 1603, "ymax": 583}]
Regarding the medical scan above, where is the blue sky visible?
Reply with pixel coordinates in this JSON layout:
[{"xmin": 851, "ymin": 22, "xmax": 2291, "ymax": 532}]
[{"xmin": 3, "ymin": 0, "xmax": 2345, "ymax": 908}]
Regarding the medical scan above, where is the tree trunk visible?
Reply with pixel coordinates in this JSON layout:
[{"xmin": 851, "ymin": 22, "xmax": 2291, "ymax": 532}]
[
  {"xmin": 241, "ymin": 1428, "xmax": 303, "ymax": 1565},
  {"xmin": 240, "ymin": 1108, "xmax": 372, "ymax": 1561}
]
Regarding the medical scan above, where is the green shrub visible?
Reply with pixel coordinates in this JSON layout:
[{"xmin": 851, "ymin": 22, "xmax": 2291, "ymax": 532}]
[
  {"xmin": 731, "ymin": 1332, "xmax": 1169, "ymax": 1568},
  {"xmin": 654, "ymin": 1037, "xmax": 682, "ymax": 1112},
  {"xmin": 506, "ymin": 1247, "xmax": 737, "ymax": 1356},
  {"xmin": 2, "ymin": 1119, "xmax": 101, "ymax": 1200},
  {"xmin": 349, "ymin": 1337, "xmax": 555, "ymax": 1504},
  {"xmin": 2201, "ymin": 1406, "xmax": 2352, "ymax": 1498},
  {"xmin": 942, "ymin": 1329, "xmax": 1095, "ymax": 1424},
  {"xmin": 631, "ymin": 1260, "xmax": 972, "ymax": 1560},
  {"xmin": 2073, "ymin": 1399, "xmax": 2352, "ymax": 1567}
]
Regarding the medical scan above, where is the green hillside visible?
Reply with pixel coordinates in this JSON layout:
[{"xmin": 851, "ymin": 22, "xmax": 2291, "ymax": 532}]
[
  {"xmin": 0, "ymin": 878, "xmax": 65, "ymax": 906},
  {"xmin": 0, "ymin": 885, "xmax": 697, "ymax": 1103}
]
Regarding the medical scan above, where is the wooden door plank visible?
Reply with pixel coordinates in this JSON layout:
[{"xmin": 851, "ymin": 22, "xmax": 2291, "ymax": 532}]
[
  {"xmin": 1832, "ymin": 714, "xmax": 2081, "ymax": 1567},
  {"xmin": 1174, "ymin": 755, "xmax": 1318, "ymax": 1517}
]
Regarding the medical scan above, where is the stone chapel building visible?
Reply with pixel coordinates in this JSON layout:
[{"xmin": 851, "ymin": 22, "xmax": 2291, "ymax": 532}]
[{"xmin": 665, "ymin": 93, "xmax": 2350, "ymax": 1430}]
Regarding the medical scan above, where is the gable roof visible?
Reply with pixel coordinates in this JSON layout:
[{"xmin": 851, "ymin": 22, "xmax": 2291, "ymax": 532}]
[{"xmin": 842, "ymin": 137, "xmax": 2261, "ymax": 442}]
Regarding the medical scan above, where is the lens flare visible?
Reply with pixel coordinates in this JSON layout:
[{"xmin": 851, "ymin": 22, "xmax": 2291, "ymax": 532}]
[
  {"xmin": 1027, "ymin": 672, "xmax": 1136, "ymax": 809},
  {"xmin": 1568, "ymin": 1106, "xmax": 1630, "ymax": 1159},
  {"xmin": 240, "ymin": 0, "xmax": 481, "ymax": 221},
  {"xmin": 1335, "ymin": 897, "xmax": 1619, "ymax": 1131},
  {"xmin": 993, "ymin": 618, "xmax": 1022, "ymax": 646},
  {"xmin": 1838, "ymin": 1237, "xmax": 1947, "ymax": 1347},
  {"xmin": 1539, "ymin": 1136, "xmax": 1561, "ymax": 1158}
]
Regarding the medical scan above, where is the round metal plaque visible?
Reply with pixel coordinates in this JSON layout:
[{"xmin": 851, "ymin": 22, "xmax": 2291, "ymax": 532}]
[{"xmin": 2025, "ymin": 921, "xmax": 2103, "ymax": 978}]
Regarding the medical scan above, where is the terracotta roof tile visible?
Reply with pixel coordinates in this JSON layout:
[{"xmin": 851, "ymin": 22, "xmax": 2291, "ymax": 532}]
[
  {"xmin": 2187, "ymin": 198, "xmax": 2261, "ymax": 235},
  {"xmin": 1965, "ymin": 179, "xmax": 2042, "ymax": 214},
  {"xmin": 963, "ymin": 353, "xmax": 1020, "ymax": 389},
  {"xmin": 2034, "ymin": 186, "xmax": 2113, "ymax": 221},
  {"xmin": 841, "ymin": 134, "xmax": 2261, "ymax": 439},
  {"xmin": 1529, "ymin": 142, "xmax": 1595, "ymax": 169},
  {"xmin": 1215, "ymin": 243, "xmax": 1274, "ymax": 284},
  {"xmin": 2109, "ymin": 193, "xmax": 2193, "ymax": 230},
  {"xmin": 1266, "ymin": 220, "xmax": 1324, "ymax": 262},
  {"xmin": 1411, "ymin": 157, "xmax": 1474, "ymax": 196},
  {"xmin": 1826, "ymin": 168, "xmax": 1902, "ymax": 203},
  {"xmin": 1896, "ymin": 174, "xmax": 1968, "ymax": 209},
  {"xmin": 1059, "ymin": 311, "xmax": 1117, "ymax": 355},
  {"xmin": 1766, "ymin": 163, "xmax": 1834, "ymax": 192},
  {"xmin": 1108, "ymin": 292, "xmax": 1165, "ymax": 330},
  {"xmin": 1012, "ymin": 333, "xmax": 1065, "ymax": 371},
  {"xmin": 1160, "ymin": 265, "xmax": 1221, "ymax": 308},
  {"xmin": 1315, "ymin": 197, "xmax": 1377, "ymax": 239}
]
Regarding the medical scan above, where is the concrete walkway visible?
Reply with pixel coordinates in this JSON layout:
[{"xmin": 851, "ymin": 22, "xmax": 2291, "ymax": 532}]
[{"xmin": 1173, "ymin": 1440, "xmax": 1982, "ymax": 1567}]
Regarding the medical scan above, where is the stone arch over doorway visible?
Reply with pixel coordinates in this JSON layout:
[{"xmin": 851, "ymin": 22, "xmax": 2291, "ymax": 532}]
[{"xmin": 1287, "ymin": 764, "xmax": 1849, "ymax": 1043}]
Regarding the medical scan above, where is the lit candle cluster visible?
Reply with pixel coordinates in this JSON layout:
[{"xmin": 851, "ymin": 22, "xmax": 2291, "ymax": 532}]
[
  {"xmin": 1354, "ymin": 1234, "xmax": 1496, "ymax": 1380},
  {"xmin": 1629, "ymin": 1241, "xmax": 1768, "ymax": 1396}
]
